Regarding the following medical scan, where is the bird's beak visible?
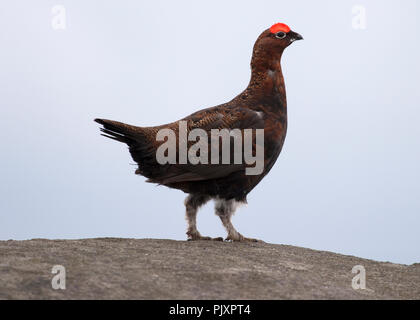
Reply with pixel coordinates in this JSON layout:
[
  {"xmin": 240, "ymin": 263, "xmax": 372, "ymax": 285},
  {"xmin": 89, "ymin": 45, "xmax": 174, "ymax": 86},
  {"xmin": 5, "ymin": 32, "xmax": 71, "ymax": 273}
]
[{"xmin": 289, "ymin": 31, "xmax": 304, "ymax": 42}]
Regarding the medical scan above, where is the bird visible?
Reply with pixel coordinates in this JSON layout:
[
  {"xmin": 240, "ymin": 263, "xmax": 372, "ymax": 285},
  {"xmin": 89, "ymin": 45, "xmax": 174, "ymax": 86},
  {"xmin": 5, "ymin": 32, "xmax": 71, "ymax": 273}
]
[{"xmin": 95, "ymin": 23, "xmax": 303, "ymax": 242}]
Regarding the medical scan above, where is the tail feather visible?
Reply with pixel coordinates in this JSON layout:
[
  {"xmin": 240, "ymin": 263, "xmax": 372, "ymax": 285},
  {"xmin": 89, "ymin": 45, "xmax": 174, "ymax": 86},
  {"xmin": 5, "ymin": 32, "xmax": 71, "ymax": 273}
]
[
  {"xmin": 95, "ymin": 118, "xmax": 161, "ymax": 179},
  {"xmin": 94, "ymin": 118, "xmax": 140, "ymax": 145}
]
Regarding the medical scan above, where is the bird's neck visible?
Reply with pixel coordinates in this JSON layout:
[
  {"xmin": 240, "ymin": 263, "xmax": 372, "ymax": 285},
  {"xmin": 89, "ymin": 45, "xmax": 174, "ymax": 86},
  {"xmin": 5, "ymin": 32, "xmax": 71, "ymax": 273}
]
[{"xmin": 239, "ymin": 52, "xmax": 287, "ymax": 117}]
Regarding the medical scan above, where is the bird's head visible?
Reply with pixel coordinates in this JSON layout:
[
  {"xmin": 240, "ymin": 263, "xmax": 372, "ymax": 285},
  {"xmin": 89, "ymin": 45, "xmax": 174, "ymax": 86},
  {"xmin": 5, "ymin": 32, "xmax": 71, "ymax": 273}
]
[
  {"xmin": 259, "ymin": 23, "xmax": 303, "ymax": 50},
  {"xmin": 251, "ymin": 23, "xmax": 303, "ymax": 69}
]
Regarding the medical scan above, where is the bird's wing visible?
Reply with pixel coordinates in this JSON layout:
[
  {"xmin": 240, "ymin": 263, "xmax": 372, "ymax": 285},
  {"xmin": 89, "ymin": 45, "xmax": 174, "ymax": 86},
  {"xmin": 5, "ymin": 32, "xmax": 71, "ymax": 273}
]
[{"xmin": 138, "ymin": 105, "xmax": 265, "ymax": 184}]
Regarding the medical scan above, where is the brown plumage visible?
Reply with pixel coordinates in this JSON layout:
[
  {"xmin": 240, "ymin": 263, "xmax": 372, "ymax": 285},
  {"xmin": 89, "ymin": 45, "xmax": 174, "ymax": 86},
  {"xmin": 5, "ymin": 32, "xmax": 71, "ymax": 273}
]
[{"xmin": 95, "ymin": 23, "xmax": 303, "ymax": 242}]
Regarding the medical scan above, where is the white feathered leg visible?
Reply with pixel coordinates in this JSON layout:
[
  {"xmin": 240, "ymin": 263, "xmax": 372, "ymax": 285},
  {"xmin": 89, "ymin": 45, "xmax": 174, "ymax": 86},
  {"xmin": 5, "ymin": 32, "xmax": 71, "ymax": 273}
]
[
  {"xmin": 214, "ymin": 198, "xmax": 259, "ymax": 242},
  {"xmin": 185, "ymin": 194, "xmax": 223, "ymax": 241}
]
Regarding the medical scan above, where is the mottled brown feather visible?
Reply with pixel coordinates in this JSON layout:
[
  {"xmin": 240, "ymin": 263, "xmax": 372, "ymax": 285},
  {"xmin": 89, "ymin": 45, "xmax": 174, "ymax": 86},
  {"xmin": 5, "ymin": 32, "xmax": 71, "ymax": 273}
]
[{"xmin": 95, "ymin": 26, "xmax": 300, "ymax": 201}]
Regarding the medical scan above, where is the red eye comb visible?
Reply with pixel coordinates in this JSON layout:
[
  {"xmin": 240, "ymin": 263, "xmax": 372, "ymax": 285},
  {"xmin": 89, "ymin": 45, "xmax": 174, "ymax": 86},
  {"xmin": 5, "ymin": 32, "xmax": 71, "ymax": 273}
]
[{"xmin": 270, "ymin": 23, "xmax": 291, "ymax": 34}]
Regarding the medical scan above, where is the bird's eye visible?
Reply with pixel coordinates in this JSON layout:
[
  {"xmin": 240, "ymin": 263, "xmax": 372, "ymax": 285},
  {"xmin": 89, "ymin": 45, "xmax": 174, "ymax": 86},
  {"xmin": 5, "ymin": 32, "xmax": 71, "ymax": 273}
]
[{"xmin": 275, "ymin": 31, "xmax": 286, "ymax": 39}]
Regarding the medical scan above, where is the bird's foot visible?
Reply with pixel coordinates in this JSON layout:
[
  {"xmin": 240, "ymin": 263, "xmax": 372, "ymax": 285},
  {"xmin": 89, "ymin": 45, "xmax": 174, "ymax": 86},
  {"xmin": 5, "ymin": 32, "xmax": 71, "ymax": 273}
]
[
  {"xmin": 225, "ymin": 233, "xmax": 263, "ymax": 243},
  {"xmin": 187, "ymin": 231, "xmax": 223, "ymax": 241}
]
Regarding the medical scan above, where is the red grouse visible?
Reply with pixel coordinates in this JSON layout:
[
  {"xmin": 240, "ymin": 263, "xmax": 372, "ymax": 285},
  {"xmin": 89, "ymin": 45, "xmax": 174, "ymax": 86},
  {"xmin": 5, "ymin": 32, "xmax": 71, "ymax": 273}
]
[{"xmin": 95, "ymin": 23, "xmax": 303, "ymax": 242}]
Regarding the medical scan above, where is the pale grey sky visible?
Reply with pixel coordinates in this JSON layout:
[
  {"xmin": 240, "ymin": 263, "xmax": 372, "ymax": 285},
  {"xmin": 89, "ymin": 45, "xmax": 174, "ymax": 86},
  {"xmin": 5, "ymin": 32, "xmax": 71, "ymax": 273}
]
[{"xmin": 0, "ymin": 0, "xmax": 419, "ymax": 264}]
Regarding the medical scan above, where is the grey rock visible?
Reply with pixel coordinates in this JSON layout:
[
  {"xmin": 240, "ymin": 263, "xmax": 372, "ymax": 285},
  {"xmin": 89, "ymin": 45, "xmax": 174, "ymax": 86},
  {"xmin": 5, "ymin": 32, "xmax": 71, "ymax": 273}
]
[{"xmin": 0, "ymin": 238, "xmax": 418, "ymax": 299}]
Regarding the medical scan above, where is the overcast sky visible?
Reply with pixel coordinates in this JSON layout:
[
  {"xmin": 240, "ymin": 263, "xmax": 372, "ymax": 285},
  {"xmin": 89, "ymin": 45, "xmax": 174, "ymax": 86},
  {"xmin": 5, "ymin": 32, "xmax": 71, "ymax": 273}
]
[{"xmin": 0, "ymin": 0, "xmax": 419, "ymax": 264}]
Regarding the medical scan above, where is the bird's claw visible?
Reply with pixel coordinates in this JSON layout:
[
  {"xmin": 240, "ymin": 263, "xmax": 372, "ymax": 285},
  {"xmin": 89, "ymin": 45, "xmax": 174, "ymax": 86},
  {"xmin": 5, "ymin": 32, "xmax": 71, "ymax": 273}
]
[
  {"xmin": 225, "ymin": 233, "xmax": 262, "ymax": 243},
  {"xmin": 187, "ymin": 231, "xmax": 224, "ymax": 241}
]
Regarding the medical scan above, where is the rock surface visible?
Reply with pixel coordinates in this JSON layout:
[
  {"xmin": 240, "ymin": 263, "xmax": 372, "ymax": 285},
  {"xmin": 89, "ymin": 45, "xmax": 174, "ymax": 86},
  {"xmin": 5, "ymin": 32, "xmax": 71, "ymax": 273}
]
[{"xmin": 0, "ymin": 238, "xmax": 419, "ymax": 299}]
